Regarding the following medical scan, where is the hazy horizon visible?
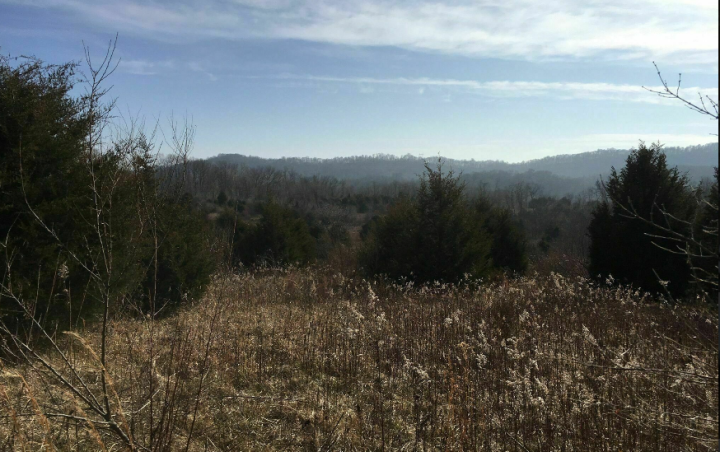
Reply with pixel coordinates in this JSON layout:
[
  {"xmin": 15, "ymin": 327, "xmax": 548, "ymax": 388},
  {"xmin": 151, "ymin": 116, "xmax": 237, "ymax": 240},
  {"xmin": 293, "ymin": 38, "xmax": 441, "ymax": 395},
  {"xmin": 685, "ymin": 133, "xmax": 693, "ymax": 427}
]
[{"xmin": 209, "ymin": 141, "xmax": 718, "ymax": 164}]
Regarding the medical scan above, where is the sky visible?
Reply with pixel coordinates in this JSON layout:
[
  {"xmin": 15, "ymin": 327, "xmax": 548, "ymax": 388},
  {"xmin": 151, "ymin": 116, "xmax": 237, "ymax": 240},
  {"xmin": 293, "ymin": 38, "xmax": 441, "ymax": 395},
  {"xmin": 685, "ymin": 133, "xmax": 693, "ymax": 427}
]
[{"xmin": 0, "ymin": 0, "xmax": 718, "ymax": 162}]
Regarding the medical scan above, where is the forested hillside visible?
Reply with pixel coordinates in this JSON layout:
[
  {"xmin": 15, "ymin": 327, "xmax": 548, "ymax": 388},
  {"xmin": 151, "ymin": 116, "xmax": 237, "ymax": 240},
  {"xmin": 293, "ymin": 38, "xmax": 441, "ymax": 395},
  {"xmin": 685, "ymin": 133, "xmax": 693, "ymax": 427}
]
[{"xmin": 209, "ymin": 142, "xmax": 717, "ymax": 195}]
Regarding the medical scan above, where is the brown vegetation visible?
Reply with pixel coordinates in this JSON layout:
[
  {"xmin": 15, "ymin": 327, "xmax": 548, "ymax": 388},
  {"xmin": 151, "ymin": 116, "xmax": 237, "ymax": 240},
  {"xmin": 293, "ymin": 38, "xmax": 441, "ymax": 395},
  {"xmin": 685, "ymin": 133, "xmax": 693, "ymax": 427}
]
[{"xmin": 1, "ymin": 267, "xmax": 717, "ymax": 451}]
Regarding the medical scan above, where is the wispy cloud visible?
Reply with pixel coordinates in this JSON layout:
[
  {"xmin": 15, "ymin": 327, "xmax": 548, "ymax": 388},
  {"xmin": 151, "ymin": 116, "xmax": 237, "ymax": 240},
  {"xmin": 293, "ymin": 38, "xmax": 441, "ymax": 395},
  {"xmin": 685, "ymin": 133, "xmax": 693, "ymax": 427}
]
[
  {"xmin": 188, "ymin": 62, "xmax": 218, "ymax": 82},
  {"xmin": 119, "ymin": 59, "xmax": 219, "ymax": 81},
  {"xmin": 263, "ymin": 74, "xmax": 719, "ymax": 104},
  {"xmin": 7, "ymin": 0, "xmax": 718, "ymax": 65},
  {"xmin": 120, "ymin": 59, "xmax": 175, "ymax": 76}
]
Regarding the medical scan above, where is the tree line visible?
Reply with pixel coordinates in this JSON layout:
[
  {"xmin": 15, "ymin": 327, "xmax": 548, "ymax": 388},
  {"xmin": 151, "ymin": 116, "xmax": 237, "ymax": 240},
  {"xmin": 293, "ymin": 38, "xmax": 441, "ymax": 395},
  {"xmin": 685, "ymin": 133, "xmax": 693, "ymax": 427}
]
[{"xmin": 209, "ymin": 143, "xmax": 717, "ymax": 184}]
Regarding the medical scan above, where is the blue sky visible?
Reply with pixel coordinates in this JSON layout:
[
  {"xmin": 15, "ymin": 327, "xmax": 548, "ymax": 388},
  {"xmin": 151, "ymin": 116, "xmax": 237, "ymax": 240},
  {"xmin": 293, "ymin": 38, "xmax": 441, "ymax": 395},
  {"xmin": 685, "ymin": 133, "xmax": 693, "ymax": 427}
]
[{"xmin": 1, "ymin": 0, "xmax": 718, "ymax": 162}]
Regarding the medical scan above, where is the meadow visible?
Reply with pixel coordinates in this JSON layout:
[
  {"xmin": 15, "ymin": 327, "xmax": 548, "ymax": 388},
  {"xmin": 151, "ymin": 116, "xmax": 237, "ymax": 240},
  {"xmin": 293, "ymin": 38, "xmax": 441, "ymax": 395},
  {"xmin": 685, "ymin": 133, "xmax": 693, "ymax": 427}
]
[{"xmin": 1, "ymin": 267, "xmax": 716, "ymax": 451}]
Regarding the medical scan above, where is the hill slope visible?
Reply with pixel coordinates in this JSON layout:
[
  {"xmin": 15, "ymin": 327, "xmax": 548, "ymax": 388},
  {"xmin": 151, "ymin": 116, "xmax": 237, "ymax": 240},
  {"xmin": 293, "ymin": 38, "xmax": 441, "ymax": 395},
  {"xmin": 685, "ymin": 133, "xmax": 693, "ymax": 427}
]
[{"xmin": 208, "ymin": 143, "xmax": 717, "ymax": 183}]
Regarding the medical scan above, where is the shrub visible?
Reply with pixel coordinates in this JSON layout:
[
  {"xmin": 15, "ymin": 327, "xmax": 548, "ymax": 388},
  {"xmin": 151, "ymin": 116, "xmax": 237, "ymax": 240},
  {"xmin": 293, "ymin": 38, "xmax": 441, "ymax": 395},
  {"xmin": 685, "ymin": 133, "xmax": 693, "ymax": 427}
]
[
  {"xmin": 359, "ymin": 196, "xmax": 422, "ymax": 280},
  {"xmin": 143, "ymin": 196, "xmax": 216, "ymax": 309},
  {"xmin": 692, "ymin": 168, "xmax": 718, "ymax": 298},
  {"xmin": 0, "ymin": 56, "xmax": 92, "ymax": 328},
  {"xmin": 0, "ymin": 54, "xmax": 215, "ymax": 329}
]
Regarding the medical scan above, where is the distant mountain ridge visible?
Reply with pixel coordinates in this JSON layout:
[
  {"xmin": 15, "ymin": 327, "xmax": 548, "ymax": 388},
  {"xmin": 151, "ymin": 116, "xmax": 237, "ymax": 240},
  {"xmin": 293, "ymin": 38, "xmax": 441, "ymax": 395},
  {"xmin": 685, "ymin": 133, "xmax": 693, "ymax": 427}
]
[
  {"xmin": 208, "ymin": 143, "xmax": 718, "ymax": 183},
  {"xmin": 509, "ymin": 143, "xmax": 718, "ymax": 179}
]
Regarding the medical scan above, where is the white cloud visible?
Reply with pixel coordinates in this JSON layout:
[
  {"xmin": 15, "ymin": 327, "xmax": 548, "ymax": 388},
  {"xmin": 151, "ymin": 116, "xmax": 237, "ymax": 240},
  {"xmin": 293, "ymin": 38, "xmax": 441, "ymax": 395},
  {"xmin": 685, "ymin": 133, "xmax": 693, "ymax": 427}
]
[
  {"xmin": 120, "ymin": 59, "xmax": 175, "ymax": 75},
  {"xmin": 266, "ymin": 74, "xmax": 719, "ymax": 104},
  {"xmin": 119, "ymin": 59, "xmax": 219, "ymax": 80},
  {"xmin": 188, "ymin": 62, "xmax": 218, "ymax": 82},
  {"xmin": 8, "ymin": 0, "xmax": 718, "ymax": 65}
]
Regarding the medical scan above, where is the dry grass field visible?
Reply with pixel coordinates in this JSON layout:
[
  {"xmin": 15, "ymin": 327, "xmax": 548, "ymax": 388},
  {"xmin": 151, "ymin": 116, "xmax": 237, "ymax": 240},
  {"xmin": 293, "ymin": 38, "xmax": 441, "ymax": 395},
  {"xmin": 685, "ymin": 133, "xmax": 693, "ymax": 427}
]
[{"xmin": 1, "ymin": 267, "xmax": 717, "ymax": 451}]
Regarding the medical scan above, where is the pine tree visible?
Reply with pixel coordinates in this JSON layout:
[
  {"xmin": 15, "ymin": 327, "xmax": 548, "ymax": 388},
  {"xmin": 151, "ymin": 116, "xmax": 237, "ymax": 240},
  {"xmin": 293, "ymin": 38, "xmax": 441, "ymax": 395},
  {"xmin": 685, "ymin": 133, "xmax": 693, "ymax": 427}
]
[
  {"xmin": 0, "ymin": 54, "xmax": 216, "ymax": 328},
  {"xmin": 361, "ymin": 160, "xmax": 492, "ymax": 283},
  {"xmin": 691, "ymin": 168, "xmax": 718, "ymax": 297},
  {"xmin": 588, "ymin": 142, "xmax": 694, "ymax": 296},
  {"xmin": 0, "ymin": 56, "xmax": 92, "ymax": 327},
  {"xmin": 232, "ymin": 200, "xmax": 316, "ymax": 266},
  {"xmin": 475, "ymin": 200, "xmax": 528, "ymax": 274}
]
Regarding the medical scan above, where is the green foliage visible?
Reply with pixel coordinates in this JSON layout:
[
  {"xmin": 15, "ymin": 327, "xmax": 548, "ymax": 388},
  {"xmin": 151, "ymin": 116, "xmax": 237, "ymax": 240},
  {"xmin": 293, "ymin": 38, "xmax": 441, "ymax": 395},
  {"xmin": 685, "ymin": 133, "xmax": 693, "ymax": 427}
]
[
  {"xmin": 216, "ymin": 190, "xmax": 228, "ymax": 206},
  {"xmin": 476, "ymin": 200, "xmax": 528, "ymax": 274},
  {"xmin": 359, "ymin": 196, "xmax": 422, "ymax": 280},
  {"xmin": 538, "ymin": 226, "xmax": 561, "ymax": 254},
  {"xmin": 588, "ymin": 142, "xmax": 695, "ymax": 297},
  {"xmin": 0, "ymin": 55, "xmax": 215, "ymax": 329},
  {"xmin": 214, "ymin": 206, "xmax": 240, "ymax": 233},
  {"xmin": 361, "ymin": 161, "xmax": 493, "ymax": 283},
  {"xmin": 356, "ymin": 199, "xmax": 369, "ymax": 213},
  {"xmin": 0, "ymin": 56, "xmax": 91, "ymax": 327},
  {"xmin": 692, "ymin": 168, "xmax": 718, "ymax": 297},
  {"xmin": 232, "ymin": 201, "xmax": 316, "ymax": 266},
  {"xmin": 145, "ymin": 196, "xmax": 216, "ymax": 308},
  {"xmin": 360, "ymin": 215, "xmax": 379, "ymax": 240}
]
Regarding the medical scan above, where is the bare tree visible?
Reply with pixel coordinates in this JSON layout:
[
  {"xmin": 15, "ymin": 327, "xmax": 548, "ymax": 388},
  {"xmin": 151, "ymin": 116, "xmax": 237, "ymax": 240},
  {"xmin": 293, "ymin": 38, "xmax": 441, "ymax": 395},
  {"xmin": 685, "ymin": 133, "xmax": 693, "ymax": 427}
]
[{"xmin": 643, "ymin": 62, "xmax": 719, "ymax": 129}]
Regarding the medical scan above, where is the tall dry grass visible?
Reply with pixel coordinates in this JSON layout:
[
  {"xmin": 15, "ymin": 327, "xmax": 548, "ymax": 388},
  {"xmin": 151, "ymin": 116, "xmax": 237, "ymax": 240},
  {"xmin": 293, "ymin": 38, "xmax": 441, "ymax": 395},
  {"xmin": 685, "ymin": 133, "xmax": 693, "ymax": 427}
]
[{"xmin": 1, "ymin": 268, "xmax": 717, "ymax": 451}]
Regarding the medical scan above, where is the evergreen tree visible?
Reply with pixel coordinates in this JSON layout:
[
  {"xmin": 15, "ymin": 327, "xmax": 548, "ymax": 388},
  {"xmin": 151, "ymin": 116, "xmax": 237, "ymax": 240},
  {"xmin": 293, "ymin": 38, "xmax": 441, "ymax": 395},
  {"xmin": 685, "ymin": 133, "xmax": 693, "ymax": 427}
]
[
  {"xmin": 692, "ymin": 168, "xmax": 718, "ymax": 297},
  {"xmin": 0, "ymin": 54, "xmax": 215, "ymax": 329},
  {"xmin": 0, "ymin": 56, "xmax": 92, "ymax": 327},
  {"xmin": 475, "ymin": 200, "xmax": 528, "ymax": 274},
  {"xmin": 232, "ymin": 200, "xmax": 316, "ymax": 266},
  {"xmin": 360, "ymin": 196, "xmax": 421, "ymax": 280},
  {"xmin": 588, "ymin": 142, "xmax": 695, "ymax": 296},
  {"xmin": 361, "ymin": 161, "xmax": 492, "ymax": 283},
  {"xmin": 216, "ymin": 190, "xmax": 228, "ymax": 205},
  {"xmin": 414, "ymin": 161, "xmax": 491, "ymax": 282}
]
